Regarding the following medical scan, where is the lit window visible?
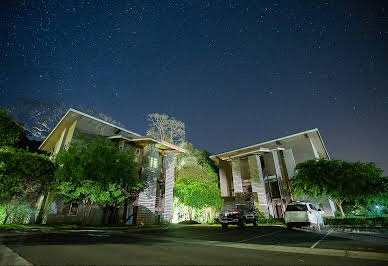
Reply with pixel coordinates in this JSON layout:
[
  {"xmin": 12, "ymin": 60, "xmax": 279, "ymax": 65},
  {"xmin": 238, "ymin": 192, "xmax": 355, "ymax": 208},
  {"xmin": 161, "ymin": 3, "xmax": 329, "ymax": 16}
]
[{"xmin": 150, "ymin": 157, "xmax": 158, "ymax": 168}]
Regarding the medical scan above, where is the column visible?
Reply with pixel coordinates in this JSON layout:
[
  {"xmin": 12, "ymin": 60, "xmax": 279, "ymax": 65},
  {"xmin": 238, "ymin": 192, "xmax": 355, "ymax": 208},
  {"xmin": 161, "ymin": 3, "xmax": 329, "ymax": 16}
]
[
  {"xmin": 163, "ymin": 151, "xmax": 175, "ymax": 222},
  {"xmin": 219, "ymin": 160, "xmax": 230, "ymax": 197},
  {"xmin": 137, "ymin": 145, "xmax": 158, "ymax": 225},
  {"xmin": 231, "ymin": 159, "xmax": 243, "ymax": 194},
  {"xmin": 283, "ymin": 149, "xmax": 296, "ymax": 179},
  {"xmin": 248, "ymin": 155, "xmax": 269, "ymax": 218},
  {"xmin": 308, "ymin": 135, "xmax": 320, "ymax": 159},
  {"xmin": 63, "ymin": 120, "xmax": 77, "ymax": 149}
]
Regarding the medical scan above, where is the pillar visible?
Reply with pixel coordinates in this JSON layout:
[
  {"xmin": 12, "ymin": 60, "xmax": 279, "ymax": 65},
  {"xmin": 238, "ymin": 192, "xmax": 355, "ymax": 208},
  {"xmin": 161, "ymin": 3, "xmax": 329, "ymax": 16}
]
[
  {"xmin": 231, "ymin": 159, "xmax": 243, "ymax": 194},
  {"xmin": 283, "ymin": 149, "xmax": 296, "ymax": 179},
  {"xmin": 163, "ymin": 151, "xmax": 175, "ymax": 222},
  {"xmin": 219, "ymin": 160, "xmax": 230, "ymax": 197},
  {"xmin": 248, "ymin": 155, "xmax": 269, "ymax": 218},
  {"xmin": 137, "ymin": 145, "xmax": 159, "ymax": 225}
]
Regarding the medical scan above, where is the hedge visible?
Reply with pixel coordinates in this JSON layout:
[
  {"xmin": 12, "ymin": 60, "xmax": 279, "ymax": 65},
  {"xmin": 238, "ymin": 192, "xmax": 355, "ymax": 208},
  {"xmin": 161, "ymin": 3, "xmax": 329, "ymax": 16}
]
[
  {"xmin": 257, "ymin": 218, "xmax": 285, "ymax": 225},
  {"xmin": 323, "ymin": 217, "xmax": 388, "ymax": 227}
]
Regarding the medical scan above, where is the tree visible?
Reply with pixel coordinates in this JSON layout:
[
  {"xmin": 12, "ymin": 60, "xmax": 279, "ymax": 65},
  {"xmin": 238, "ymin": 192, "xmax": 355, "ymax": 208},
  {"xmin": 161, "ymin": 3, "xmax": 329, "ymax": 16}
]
[
  {"xmin": 0, "ymin": 108, "xmax": 28, "ymax": 148},
  {"xmin": 174, "ymin": 145, "xmax": 222, "ymax": 221},
  {"xmin": 10, "ymin": 98, "xmax": 125, "ymax": 139},
  {"xmin": 0, "ymin": 147, "xmax": 56, "ymax": 224},
  {"xmin": 292, "ymin": 159, "xmax": 386, "ymax": 217},
  {"xmin": 54, "ymin": 135, "xmax": 140, "ymax": 224},
  {"xmin": 146, "ymin": 113, "xmax": 185, "ymax": 145}
]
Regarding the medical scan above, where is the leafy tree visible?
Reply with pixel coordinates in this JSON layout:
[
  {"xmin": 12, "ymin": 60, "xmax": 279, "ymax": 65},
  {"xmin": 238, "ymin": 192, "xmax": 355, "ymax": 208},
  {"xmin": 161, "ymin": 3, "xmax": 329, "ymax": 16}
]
[
  {"xmin": 0, "ymin": 147, "xmax": 56, "ymax": 224},
  {"xmin": 174, "ymin": 150, "xmax": 222, "ymax": 221},
  {"xmin": 54, "ymin": 135, "xmax": 140, "ymax": 224},
  {"xmin": 146, "ymin": 113, "xmax": 185, "ymax": 145},
  {"xmin": 0, "ymin": 108, "xmax": 28, "ymax": 148},
  {"xmin": 292, "ymin": 159, "xmax": 386, "ymax": 217}
]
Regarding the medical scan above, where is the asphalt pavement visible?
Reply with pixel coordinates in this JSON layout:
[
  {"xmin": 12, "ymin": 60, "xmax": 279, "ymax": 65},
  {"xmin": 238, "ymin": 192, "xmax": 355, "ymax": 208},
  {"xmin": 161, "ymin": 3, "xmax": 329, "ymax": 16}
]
[{"xmin": 0, "ymin": 225, "xmax": 387, "ymax": 265}]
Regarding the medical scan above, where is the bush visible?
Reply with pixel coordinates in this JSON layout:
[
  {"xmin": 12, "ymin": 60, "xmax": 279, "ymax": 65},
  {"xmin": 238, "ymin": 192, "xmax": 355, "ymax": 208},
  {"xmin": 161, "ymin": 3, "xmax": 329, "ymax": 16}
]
[
  {"xmin": 257, "ymin": 218, "xmax": 285, "ymax": 225},
  {"xmin": 178, "ymin": 220, "xmax": 201, "ymax": 225},
  {"xmin": 324, "ymin": 217, "xmax": 388, "ymax": 227}
]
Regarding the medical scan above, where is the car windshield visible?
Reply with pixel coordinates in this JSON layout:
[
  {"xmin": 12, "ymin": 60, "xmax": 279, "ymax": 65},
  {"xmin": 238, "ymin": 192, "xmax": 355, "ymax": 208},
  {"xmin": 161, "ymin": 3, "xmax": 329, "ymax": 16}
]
[
  {"xmin": 236, "ymin": 204, "xmax": 247, "ymax": 211},
  {"xmin": 286, "ymin": 204, "xmax": 308, "ymax": 211}
]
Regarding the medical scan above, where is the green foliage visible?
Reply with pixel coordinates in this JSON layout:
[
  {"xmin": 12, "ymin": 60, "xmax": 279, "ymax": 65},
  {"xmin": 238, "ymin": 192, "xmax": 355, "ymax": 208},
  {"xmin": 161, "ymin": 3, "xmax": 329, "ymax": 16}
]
[
  {"xmin": 55, "ymin": 135, "xmax": 140, "ymax": 189},
  {"xmin": 323, "ymin": 216, "xmax": 388, "ymax": 227},
  {"xmin": 0, "ymin": 108, "xmax": 28, "ymax": 148},
  {"xmin": 57, "ymin": 181, "xmax": 127, "ymax": 206},
  {"xmin": 54, "ymin": 135, "xmax": 140, "ymax": 224},
  {"xmin": 292, "ymin": 159, "xmax": 386, "ymax": 216},
  {"xmin": 257, "ymin": 218, "xmax": 285, "ymax": 225}
]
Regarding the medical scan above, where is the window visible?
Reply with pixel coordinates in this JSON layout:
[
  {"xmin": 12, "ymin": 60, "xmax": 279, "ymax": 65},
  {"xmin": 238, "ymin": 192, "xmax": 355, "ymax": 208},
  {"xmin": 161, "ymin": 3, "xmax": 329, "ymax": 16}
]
[
  {"xmin": 150, "ymin": 157, "xmax": 158, "ymax": 168},
  {"xmin": 269, "ymin": 181, "xmax": 281, "ymax": 199},
  {"xmin": 309, "ymin": 204, "xmax": 317, "ymax": 211},
  {"xmin": 286, "ymin": 204, "xmax": 307, "ymax": 211},
  {"xmin": 62, "ymin": 203, "xmax": 78, "ymax": 216}
]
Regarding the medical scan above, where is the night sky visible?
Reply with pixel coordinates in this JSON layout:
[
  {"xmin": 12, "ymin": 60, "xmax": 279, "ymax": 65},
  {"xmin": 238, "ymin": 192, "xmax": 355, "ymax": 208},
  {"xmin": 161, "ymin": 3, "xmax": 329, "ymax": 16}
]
[{"xmin": 1, "ymin": 1, "xmax": 387, "ymax": 173}]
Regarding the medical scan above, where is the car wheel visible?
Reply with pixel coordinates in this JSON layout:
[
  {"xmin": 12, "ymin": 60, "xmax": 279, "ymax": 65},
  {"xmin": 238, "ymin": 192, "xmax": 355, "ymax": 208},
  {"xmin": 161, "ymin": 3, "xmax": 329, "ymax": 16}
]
[{"xmin": 222, "ymin": 223, "xmax": 228, "ymax": 229}]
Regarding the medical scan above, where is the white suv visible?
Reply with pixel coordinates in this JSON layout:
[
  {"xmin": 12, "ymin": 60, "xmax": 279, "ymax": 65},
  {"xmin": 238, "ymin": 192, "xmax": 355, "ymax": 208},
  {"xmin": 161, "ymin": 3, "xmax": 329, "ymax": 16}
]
[{"xmin": 284, "ymin": 201, "xmax": 324, "ymax": 230}]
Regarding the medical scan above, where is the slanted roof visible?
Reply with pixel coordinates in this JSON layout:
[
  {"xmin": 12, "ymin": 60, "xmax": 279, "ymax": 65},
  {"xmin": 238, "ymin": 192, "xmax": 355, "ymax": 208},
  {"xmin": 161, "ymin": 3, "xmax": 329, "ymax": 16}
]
[
  {"xmin": 39, "ymin": 108, "xmax": 141, "ymax": 152},
  {"xmin": 108, "ymin": 135, "xmax": 186, "ymax": 153},
  {"xmin": 39, "ymin": 108, "xmax": 185, "ymax": 154},
  {"xmin": 210, "ymin": 128, "xmax": 329, "ymax": 163}
]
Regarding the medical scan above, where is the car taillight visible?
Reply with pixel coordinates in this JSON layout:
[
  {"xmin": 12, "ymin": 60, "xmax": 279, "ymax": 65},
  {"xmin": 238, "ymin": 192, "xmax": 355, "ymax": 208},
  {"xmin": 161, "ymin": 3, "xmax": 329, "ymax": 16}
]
[
  {"xmin": 233, "ymin": 211, "xmax": 240, "ymax": 214},
  {"xmin": 308, "ymin": 211, "xmax": 312, "ymax": 214}
]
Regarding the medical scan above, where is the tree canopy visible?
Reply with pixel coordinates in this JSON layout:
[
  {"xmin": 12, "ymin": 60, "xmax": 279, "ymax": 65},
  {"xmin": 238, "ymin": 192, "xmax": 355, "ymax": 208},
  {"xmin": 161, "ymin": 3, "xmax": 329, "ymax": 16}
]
[
  {"xmin": 292, "ymin": 159, "xmax": 386, "ymax": 216},
  {"xmin": 174, "ymin": 144, "xmax": 222, "ymax": 221},
  {"xmin": 54, "ymin": 135, "xmax": 140, "ymax": 224},
  {"xmin": 146, "ymin": 113, "xmax": 185, "ymax": 145},
  {"xmin": 0, "ymin": 108, "xmax": 28, "ymax": 148},
  {"xmin": 0, "ymin": 147, "xmax": 56, "ymax": 223}
]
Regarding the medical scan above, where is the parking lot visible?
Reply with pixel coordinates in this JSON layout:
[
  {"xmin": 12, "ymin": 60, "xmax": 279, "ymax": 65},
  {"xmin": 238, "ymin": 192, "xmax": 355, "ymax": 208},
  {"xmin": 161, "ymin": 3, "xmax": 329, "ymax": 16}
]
[{"xmin": 1, "ymin": 225, "xmax": 387, "ymax": 265}]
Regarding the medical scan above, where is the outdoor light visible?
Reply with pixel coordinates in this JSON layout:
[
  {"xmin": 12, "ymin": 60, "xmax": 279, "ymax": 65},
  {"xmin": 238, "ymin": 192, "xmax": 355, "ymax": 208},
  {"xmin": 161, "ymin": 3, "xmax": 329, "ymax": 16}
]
[{"xmin": 375, "ymin": 205, "xmax": 381, "ymax": 210}]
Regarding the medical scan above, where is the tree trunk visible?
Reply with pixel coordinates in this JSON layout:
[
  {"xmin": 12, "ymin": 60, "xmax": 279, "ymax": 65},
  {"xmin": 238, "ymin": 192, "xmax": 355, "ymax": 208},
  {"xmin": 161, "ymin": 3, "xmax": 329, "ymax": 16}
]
[
  {"xmin": 337, "ymin": 202, "xmax": 345, "ymax": 217},
  {"xmin": 35, "ymin": 193, "xmax": 48, "ymax": 224},
  {"xmin": 188, "ymin": 207, "xmax": 193, "ymax": 221},
  {"xmin": 122, "ymin": 198, "xmax": 128, "ymax": 224},
  {"xmin": 3, "ymin": 210, "xmax": 10, "ymax": 224}
]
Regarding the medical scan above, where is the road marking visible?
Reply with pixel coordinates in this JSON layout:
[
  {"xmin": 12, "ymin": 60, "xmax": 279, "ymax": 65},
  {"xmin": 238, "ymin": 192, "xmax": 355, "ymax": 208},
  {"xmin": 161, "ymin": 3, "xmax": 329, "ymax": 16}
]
[
  {"xmin": 311, "ymin": 230, "xmax": 332, "ymax": 249},
  {"xmin": 237, "ymin": 230, "xmax": 282, "ymax": 243},
  {"xmin": 133, "ymin": 233, "xmax": 388, "ymax": 262},
  {"xmin": 0, "ymin": 244, "xmax": 32, "ymax": 265}
]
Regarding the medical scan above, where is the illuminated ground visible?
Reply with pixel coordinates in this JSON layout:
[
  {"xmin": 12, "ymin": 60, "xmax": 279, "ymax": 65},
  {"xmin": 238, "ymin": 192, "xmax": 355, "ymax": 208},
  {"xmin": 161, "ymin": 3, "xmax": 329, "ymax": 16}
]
[{"xmin": 1, "ymin": 225, "xmax": 387, "ymax": 265}]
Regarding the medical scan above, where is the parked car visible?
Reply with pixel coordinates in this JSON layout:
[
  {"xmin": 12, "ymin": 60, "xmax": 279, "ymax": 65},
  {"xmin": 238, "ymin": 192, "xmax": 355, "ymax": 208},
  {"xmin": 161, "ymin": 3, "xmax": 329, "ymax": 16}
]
[
  {"xmin": 284, "ymin": 201, "xmax": 324, "ymax": 230},
  {"xmin": 219, "ymin": 203, "xmax": 258, "ymax": 228}
]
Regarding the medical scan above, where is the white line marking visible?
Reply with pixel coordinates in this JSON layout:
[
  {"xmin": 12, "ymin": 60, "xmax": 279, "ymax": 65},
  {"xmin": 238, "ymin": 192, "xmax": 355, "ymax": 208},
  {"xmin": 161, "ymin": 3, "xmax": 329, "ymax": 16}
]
[
  {"xmin": 237, "ymin": 230, "xmax": 282, "ymax": 243},
  {"xmin": 311, "ymin": 230, "xmax": 332, "ymax": 249}
]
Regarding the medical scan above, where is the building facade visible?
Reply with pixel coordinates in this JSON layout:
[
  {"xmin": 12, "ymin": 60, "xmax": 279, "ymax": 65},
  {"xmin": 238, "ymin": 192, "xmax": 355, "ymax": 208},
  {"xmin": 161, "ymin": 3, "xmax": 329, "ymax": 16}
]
[
  {"xmin": 210, "ymin": 129, "xmax": 336, "ymax": 218},
  {"xmin": 38, "ymin": 108, "xmax": 185, "ymax": 225}
]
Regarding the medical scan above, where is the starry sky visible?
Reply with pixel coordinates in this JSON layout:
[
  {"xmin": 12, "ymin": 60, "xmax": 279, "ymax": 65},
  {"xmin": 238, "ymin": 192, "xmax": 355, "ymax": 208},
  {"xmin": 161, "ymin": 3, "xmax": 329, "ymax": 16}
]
[{"xmin": 1, "ymin": 0, "xmax": 388, "ymax": 173}]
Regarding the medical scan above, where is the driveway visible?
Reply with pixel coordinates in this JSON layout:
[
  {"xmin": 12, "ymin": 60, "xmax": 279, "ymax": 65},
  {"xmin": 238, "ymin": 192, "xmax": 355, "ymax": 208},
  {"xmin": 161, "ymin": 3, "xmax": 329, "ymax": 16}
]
[{"xmin": 1, "ymin": 225, "xmax": 387, "ymax": 265}]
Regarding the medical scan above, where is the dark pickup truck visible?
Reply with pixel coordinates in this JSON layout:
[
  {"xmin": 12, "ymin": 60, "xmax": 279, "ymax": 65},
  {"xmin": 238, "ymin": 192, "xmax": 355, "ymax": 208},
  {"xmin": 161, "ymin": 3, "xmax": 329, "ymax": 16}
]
[{"xmin": 219, "ymin": 203, "xmax": 258, "ymax": 228}]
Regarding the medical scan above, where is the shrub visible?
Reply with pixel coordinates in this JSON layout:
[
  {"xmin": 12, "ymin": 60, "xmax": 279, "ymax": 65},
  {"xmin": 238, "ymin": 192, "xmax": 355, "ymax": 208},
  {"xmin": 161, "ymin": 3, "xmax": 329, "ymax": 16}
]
[
  {"xmin": 178, "ymin": 220, "xmax": 200, "ymax": 225},
  {"xmin": 324, "ymin": 217, "xmax": 388, "ymax": 227},
  {"xmin": 257, "ymin": 218, "xmax": 285, "ymax": 225}
]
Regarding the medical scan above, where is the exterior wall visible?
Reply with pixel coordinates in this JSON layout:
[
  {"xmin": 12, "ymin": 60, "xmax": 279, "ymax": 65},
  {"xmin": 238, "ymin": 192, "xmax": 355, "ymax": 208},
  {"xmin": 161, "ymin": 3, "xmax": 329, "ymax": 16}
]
[
  {"xmin": 281, "ymin": 135, "xmax": 317, "ymax": 164},
  {"xmin": 136, "ymin": 145, "xmax": 159, "ymax": 225},
  {"xmin": 163, "ymin": 151, "xmax": 175, "ymax": 222}
]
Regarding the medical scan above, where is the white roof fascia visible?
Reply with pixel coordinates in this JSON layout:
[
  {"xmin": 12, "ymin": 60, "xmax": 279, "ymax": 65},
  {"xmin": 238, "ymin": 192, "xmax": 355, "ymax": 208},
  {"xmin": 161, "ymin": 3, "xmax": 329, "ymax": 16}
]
[
  {"xmin": 210, "ymin": 128, "xmax": 319, "ymax": 159},
  {"xmin": 38, "ymin": 109, "xmax": 72, "ymax": 150},
  {"xmin": 316, "ymin": 129, "xmax": 331, "ymax": 159},
  {"xmin": 108, "ymin": 135, "xmax": 185, "ymax": 153}
]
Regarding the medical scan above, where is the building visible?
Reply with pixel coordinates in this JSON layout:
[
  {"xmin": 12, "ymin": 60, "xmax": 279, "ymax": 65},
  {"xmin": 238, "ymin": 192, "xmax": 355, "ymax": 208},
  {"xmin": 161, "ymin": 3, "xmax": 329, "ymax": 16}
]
[
  {"xmin": 38, "ymin": 108, "xmax": 185, "ymax": 225},
  {"xmin": 210, "ymin": 129, "xmax": 336, "ymax": 218}
]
